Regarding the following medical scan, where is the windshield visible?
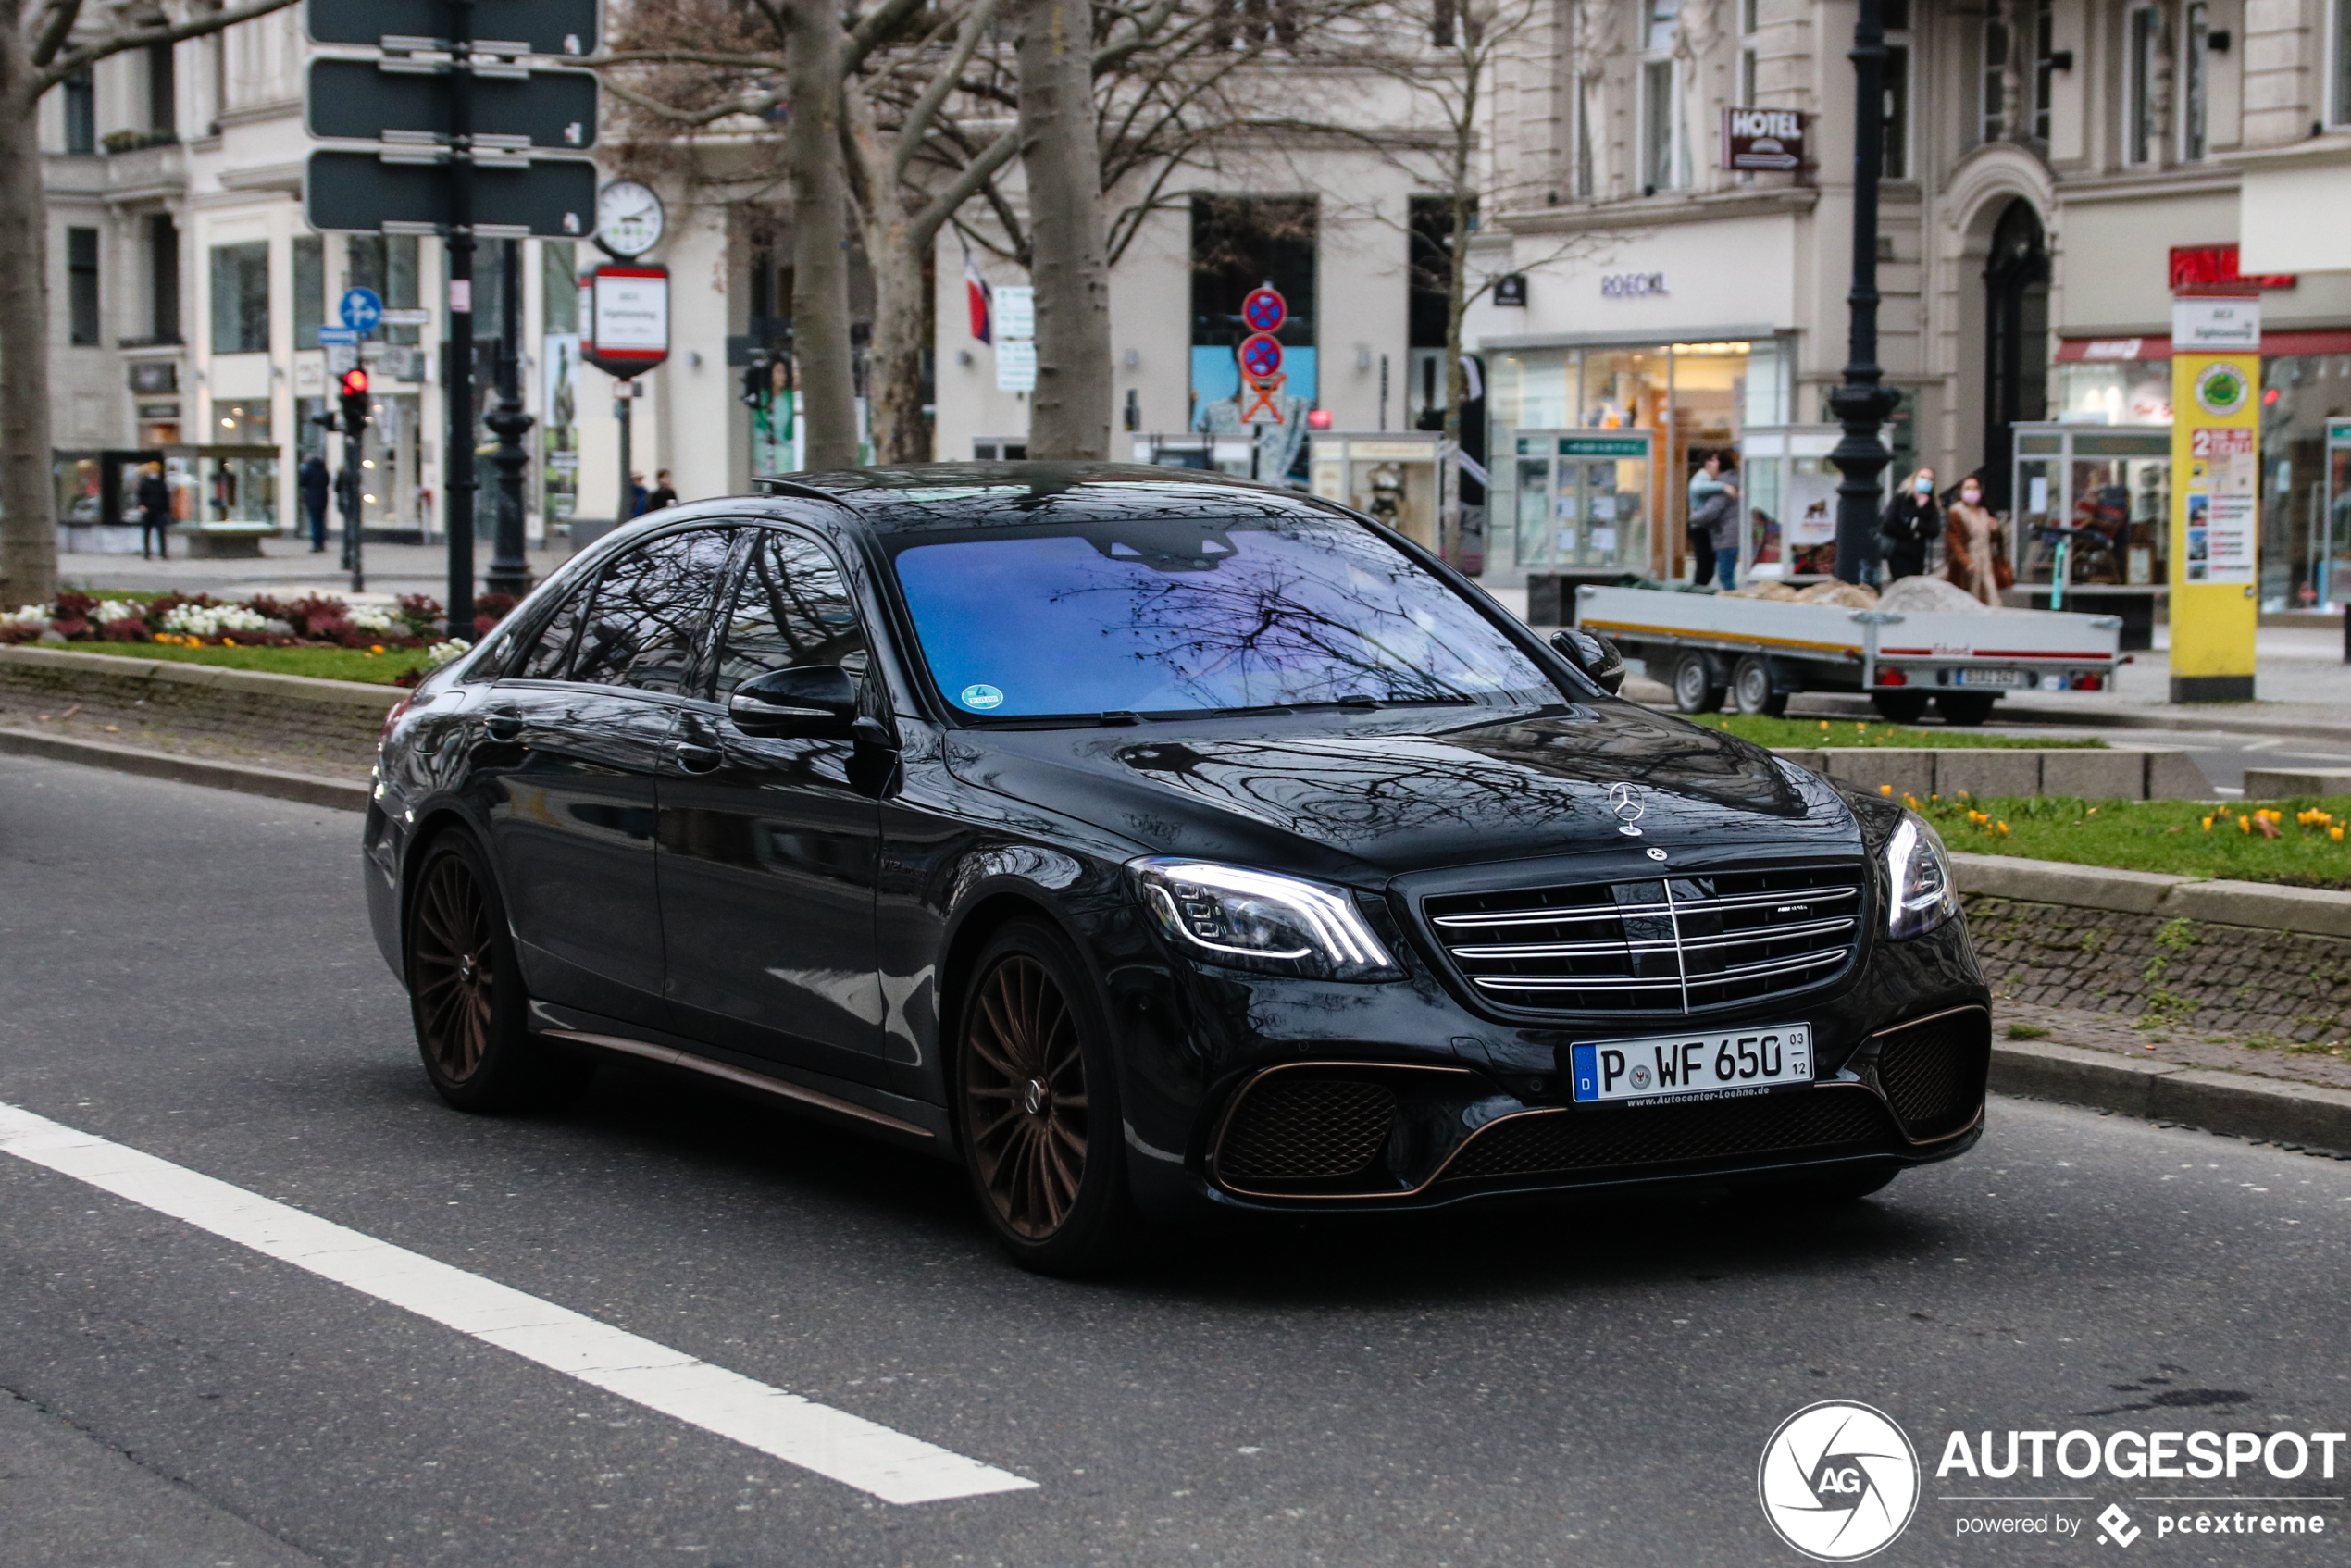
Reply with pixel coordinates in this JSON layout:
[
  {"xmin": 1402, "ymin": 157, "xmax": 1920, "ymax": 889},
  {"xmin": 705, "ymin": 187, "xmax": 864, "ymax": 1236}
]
[{"xmin": 889, "ymin": 513, "xmax": 1557, "ymax": 718}]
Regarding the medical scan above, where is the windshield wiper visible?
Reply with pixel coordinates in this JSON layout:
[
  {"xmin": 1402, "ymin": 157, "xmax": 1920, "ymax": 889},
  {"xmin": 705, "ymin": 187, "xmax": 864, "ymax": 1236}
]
[{"xmin": 1211, "ymin": 695, "xmax": 1477, "ymax": 717}]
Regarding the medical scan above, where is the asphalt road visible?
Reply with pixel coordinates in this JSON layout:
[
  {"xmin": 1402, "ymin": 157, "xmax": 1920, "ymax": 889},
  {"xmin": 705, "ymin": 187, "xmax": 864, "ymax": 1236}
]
[{"xmin": 3, "ymin": 753, "xmax": 2347, "ymax": 1568}]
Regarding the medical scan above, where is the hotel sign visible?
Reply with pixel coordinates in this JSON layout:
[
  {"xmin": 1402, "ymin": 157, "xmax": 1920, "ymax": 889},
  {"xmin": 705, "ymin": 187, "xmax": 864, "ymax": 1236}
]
[{"xmin": 1722, "ymin": 106, "xmax": 1808, "ymax": 170}]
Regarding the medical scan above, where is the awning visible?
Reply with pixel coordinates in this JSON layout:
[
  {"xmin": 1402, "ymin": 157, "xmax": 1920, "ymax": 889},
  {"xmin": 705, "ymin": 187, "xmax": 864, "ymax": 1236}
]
[{"xmin": 2055, "ymin": 330, "xmax": 2351, "ymax": 362}]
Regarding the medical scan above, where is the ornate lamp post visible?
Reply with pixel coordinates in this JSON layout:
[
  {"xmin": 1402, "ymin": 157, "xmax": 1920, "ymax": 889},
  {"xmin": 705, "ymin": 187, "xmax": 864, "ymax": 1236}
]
[
  {"xmin": 484, "ymin": 236, "xmax": 535, "ymax": 600},
  {"xmin": 1830, "ymin": 0, "xmax": 1901, "ymax": 584}
]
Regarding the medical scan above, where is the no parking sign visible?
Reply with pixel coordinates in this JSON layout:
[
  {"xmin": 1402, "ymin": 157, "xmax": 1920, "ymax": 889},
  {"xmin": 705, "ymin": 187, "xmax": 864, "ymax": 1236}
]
[{"xmin": 1236, "ymin": 284, "xmax": 1288, "ymax": 425}]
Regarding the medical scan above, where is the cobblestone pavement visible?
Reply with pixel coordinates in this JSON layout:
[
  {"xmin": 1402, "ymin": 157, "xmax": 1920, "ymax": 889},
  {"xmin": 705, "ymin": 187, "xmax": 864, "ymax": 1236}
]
[
  {"xmin": 1992, "ymin": 995, "xmax": 2351, "ymax": 1093},
  {"xmin": 0, "ymin": 691, "xmax": 377, "ymax": 781}
]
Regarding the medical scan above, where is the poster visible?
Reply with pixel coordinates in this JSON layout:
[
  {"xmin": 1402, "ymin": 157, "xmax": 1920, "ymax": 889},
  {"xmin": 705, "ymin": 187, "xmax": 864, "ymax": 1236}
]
[
  {"xmin": 541, "ymin": 333, "xmax": 579, "ymax": 524},
  {"xmin": 2183, "ymin": 425, "xmax": 2255, "ymax": 584}
]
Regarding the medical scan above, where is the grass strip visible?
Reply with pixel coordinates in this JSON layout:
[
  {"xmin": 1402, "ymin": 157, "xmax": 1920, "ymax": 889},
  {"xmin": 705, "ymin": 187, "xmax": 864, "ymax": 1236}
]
[
  {"xmin": 1933, "ymin": 794, "xmax": 2351, "ymax": 890},
  {"xmin": 1687, "ymin": 714, "xmax": 2104, "ymax": 750},
  {"xmin": 44, "ymin": 640, "xmax": 428, "ymax": 686}
]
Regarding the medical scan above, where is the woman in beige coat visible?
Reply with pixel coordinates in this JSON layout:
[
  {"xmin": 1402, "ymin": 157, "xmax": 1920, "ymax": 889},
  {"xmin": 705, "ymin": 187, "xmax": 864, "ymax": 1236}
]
[{"xmin": 1943, "ymin": 476, "xmax": 2008, "ymax": 606}]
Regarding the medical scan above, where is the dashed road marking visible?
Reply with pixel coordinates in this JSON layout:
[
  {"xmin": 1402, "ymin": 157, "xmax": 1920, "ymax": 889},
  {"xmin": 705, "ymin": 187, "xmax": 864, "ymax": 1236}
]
[{"xmin": 0, "ymin": 1101, "xmax": 1036, "ymax": 1506}]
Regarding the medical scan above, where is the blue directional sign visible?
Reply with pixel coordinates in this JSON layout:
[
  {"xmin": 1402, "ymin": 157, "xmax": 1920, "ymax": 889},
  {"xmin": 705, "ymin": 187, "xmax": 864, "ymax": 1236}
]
[
  {"xmin": 340, "ymin": 288, "xmax": 383, "ymax": 332},
  {"xmin": 317, "ymin": 326, "xmax": 360, "ymax": 344}
]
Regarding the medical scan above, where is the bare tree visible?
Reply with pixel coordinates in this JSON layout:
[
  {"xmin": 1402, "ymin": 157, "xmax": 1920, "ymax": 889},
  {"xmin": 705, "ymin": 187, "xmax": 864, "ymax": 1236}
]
[
  {"xmin": 1012, "ymin": 0, "xmax": 1111, "ymax": 458},
  {"xmin": 0, "ymin": 0, "xmax": 300, "ymax": 608}
]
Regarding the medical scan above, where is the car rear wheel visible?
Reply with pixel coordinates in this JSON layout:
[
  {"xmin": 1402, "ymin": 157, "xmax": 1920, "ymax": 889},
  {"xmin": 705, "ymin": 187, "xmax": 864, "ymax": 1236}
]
[
  {"xmin": 407, "ymin": 832, "xmax": 590, "ymax": 1113},
  {"xmin": 956, "ymin": 921, "xmax": 1137, "ymax": 1276},
  {"xmin": 1732, "ymin": 654, "xmax": 1789, "ymax": 716},
  {"xmin": 1671, "ymin": 651, "xmax": 1726, "ymax": 714},
  {"xmin": 1935, "ymin": 691, "xmax": 1996, "ymax": 726},
  {"xmin": 1870, "ymin": 691, "xmax": 1929, "ymax": 724}
]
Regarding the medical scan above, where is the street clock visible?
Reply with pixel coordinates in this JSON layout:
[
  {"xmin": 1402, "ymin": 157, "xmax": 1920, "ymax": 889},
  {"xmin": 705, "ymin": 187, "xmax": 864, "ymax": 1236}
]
[{"xmin": 595, "ymin": 179, "xmax": 665, "ymax": 258}]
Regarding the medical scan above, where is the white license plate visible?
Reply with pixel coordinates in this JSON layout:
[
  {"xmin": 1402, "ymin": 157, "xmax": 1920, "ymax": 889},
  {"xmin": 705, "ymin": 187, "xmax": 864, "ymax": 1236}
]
[
  {"xmin": 1955, "ymin": 667, "xmax": 2026, "ymax": 687},
  {"xmin": 1566, "ymin": 1023, "xmax": 1813, "ymax": 1104}
]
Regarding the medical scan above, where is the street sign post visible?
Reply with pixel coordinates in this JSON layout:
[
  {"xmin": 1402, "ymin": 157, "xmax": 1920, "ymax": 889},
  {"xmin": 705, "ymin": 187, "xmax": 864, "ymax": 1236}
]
[
  {"xmin": 1236, "ymin": 285, "xmax": 1288, "ymax": 436},
  {"xmin": 317, "ymin": 324, "xmax": 361, "ymax": 377},
  {"xmin": 305, "ymin": 0, "xmax": 597, "ymax": 57},
  {"xmin": 582, "ymin": 267, "xmax": 669, "ymax": 529},
  {"xmin": 303, "ymin": 0, "xmax": 602, "ymax": 634}
]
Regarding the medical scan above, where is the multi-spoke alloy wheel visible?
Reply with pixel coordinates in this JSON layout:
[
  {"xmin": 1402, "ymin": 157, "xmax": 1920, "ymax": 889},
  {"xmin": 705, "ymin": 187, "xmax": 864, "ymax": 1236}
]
[
  {"xmin": 405, "ymin": 833, "xmax": 586, "ymax": 1113},
  {"xmin": 956, "ymin": 923, "xmax": 1136, "ymax": 1274},
  {"xmin": 963, "ymin": 954, "xmax": 1088, "ymax": 1239},
  {"xmin": 413, "ymin": 852, "xmax": 495, "ymax": 1085}
]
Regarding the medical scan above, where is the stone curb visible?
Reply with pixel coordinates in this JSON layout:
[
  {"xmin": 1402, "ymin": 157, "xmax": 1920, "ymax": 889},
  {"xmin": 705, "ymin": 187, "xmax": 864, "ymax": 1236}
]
[
  {"xmin": 1992, "ymin": 1039, "xmax": 2351, "ymax": 1156},
  {"xmin": 1772, "ymin": 689, "xmax": 2351, "ymax": 745},
  {"xmin": 0, "ymin": 727, "xmax": 372, "ymax": 813},
  {"xmin": 1773, "ymin": 746, "xmax": 2208, "ymax": 802},
  {"xmin": 1952, "ymin": 850, "xmax": 2351, "ymax": 939},
  {"xmin": 0, "ymin": 643, "xmax": 405, "ymax": 714}
]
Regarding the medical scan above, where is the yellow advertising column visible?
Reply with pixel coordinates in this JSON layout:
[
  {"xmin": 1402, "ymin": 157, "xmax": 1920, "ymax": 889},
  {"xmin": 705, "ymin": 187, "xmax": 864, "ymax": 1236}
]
[{"xmin": 2168, "ymin": 296, "xmax": 2261, "ymax": 703}]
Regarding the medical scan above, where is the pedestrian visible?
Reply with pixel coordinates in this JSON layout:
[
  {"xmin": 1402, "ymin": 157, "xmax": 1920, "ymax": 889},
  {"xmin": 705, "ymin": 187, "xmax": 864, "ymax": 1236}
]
[
  {"xmin": 1686, "ymin": 451, "xmax": 1727, "ymax": 587},
  {"xmin": 646, "ymin": 468, "xmax": 678, "ymax": 512},
  {"xmin": 1943, "ymin": 474, "xmax": 2010, "ymax": 606},
  {"xmin": 1703, "ymin": 457, "xmax": 1741, "ymax": 590},
  {"xmin": 628, "ymin": 471, "xmax": 649, "ymax": 518},
  {"xmin": 299, "ymin": 453, "xmax": 330, "ymax": 554},
  {"xmin": 1879, "ymin": 467, "xmax": 1939, "ymax": 581},
  {"xmin": 135, "ymin": 462, "xmax": 170, "ymax": 561}
]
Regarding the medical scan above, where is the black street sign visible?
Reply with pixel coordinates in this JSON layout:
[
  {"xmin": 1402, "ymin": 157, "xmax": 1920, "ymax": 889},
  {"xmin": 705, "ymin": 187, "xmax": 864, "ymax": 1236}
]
[
  {"xmin": 305, "ymin": 151, "xmax": 597, "ymax": 237},
  {"xmin": 306, "ymin": 58, "xmax": 597, "ymax": 147},
  {"xmin": 305, "ymin": 0, "xmax": 599, "ymax": 56}
]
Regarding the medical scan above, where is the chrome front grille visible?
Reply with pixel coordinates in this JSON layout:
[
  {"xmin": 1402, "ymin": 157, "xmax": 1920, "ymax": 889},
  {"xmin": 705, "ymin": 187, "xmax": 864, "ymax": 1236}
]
[{"xmin": 1424, "ymin": 862, "xmax": 1867, "ymax": 1014}]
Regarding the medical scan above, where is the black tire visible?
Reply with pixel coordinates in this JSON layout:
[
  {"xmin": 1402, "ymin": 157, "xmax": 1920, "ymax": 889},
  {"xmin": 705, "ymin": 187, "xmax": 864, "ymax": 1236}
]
[
  {"xmin": 1671, "ymin": 651, "xmax": 1726, "ymax": 714},
  {"xmin": 1871, "ymin": 691, "xmax": 1929, "ymax": 724},
  {"xmin": 1732, "ymin": 654, "xmax": 1789, "ymax": 717},
  {"xmin": 405, "ymin": 832, "xmax": 591, "ymax": 1113},
  {"xmin": 1936, "ymin": 691, "xmax": 1996, "ymax": 727},
  {"xmin": 954, "ymin": 920, "xmax": 1138, "ymax": 1276}
]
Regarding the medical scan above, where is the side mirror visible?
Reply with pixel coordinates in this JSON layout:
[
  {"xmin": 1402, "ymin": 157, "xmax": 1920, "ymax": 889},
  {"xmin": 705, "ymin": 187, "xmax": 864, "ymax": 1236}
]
[
  {"xmin": 728, "ymin": 664, "xmax": 859, "ymax": 740},
  {"xmin": 1550, "ymin": 628, "xmax": 1626, "ymax": 696}
]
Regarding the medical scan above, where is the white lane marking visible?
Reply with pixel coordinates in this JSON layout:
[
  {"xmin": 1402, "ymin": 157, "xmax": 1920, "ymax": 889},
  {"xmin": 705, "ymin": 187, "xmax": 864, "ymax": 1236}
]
[{"xmin": 0, "ymin": 1101, "xmax": 1034, "ymax": 1506}]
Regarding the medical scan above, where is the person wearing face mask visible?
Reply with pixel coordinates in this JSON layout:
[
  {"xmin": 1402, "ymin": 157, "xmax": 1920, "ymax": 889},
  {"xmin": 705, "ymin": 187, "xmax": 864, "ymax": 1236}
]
[
  {"xmin": 1879, "ymin": 468, "xmax": 1940, "ymax": 581},
  {"xmin": 1943, "ymin": 475, "xmax": 2010, "ymax": 606}
]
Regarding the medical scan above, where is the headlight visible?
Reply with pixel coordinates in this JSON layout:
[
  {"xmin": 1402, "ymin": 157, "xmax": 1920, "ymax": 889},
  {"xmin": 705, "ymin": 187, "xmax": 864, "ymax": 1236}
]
[
  {"xmin": 1885, "ymin": 812, "xmax": 1959, "ymax": 940},
  {"xmin": 1131, "ymin": 858, "xmax": 1400, "ymax": 980}
]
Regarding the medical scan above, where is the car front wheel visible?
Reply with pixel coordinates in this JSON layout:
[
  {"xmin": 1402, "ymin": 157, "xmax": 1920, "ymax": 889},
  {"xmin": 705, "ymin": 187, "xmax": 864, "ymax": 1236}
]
[{"xmin": 955, "ymin": 920, "xmax": 1138, "ymax": 1276}]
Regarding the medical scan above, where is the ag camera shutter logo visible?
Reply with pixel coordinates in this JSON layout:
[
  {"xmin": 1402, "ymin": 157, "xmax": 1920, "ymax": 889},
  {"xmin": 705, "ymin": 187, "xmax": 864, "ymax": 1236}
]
[{"xmin": 1758, "ymin": 1400, "xmax": 1920, "ymax": 1561}]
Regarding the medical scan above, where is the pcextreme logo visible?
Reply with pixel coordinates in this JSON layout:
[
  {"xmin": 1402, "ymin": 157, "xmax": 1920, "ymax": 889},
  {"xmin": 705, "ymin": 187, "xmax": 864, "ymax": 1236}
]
[{"xmin": 1758, "ymin": 1400, "xmax": 1922, "ymax": 1561}]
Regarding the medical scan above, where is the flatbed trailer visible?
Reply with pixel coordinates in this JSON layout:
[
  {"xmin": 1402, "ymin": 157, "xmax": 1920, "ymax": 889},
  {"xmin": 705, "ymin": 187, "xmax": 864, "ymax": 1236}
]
[{"xmin": 1573, "ymin": 584, "xmax": 2129, "ymax": 724}]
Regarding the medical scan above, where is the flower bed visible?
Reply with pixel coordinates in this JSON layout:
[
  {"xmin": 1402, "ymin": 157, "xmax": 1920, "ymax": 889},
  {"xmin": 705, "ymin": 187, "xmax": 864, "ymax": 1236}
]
[{"xmin": 3, "ymin": 591, "xmax": 504, "ymax": 687}]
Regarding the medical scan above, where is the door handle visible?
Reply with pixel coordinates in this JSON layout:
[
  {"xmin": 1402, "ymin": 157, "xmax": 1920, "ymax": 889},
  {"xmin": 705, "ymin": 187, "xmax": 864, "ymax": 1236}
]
[
  {"xmin": 669, "ymin": 740, "xmax": 723, "ymax": 775},
  {"xmin": 484, "ymin": 709, "xmax": 524, "ymax": 741}
]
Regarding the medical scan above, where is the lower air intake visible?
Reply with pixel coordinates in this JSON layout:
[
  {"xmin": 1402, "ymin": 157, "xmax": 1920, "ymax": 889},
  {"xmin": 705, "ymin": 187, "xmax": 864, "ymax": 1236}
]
[
  {"xmin": 1215, "ymin": 1077, "xmax": 1398, "ymax": 1182},
  {"xmin": 1872, "ymin": 1007, "xmax": 1990, "ymax": 1140},
  {"xmin": 1438, "ymin": 1089, "xmax": 1898, "ymax": 1183}
]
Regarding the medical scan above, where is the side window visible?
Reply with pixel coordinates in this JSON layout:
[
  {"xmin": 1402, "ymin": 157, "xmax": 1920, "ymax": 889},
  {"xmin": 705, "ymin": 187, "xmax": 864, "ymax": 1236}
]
[
  {"xmin": 516, "ymin": 579, "xmax": 591, "ymax": 679},
  {"xmin": 571, "ymin": 529, "xmax": 736, "ymax": 693},
  {"xmin": 712, "ymin": 529, "xmax": 870, "ymax": 699}
]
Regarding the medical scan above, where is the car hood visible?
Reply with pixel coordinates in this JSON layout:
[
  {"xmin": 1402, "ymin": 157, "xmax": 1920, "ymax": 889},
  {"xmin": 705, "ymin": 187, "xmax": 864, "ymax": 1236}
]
[{"xmin": 941, "ymin": 701, "xmax": 1861, "ymax": 882}]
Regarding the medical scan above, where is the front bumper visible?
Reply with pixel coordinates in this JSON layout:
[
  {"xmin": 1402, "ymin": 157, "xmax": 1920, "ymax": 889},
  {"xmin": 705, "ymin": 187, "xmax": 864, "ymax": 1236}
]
[{"xmin": 1116, "ymin": 914, "xmax": 1989, "ymax": 1220}]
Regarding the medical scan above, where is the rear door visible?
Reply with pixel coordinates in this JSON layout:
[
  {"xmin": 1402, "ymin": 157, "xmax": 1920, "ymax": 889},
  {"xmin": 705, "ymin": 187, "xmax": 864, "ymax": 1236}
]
[
  {"xmin": 656, "ymin": 526, "xmax": 889, "ymax": 1084},
  {"xmin": 480, "ymin": 526, "xmax": 735, "ymax": 1028}
]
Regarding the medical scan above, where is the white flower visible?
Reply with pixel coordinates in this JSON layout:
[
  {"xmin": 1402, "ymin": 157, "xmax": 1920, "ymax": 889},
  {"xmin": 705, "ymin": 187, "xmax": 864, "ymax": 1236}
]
[
  {"xmin": 161, "ymin": 603, "xmax": 269, "ymax": 637},
  {"xmin": 5, "ymin": 604, "xmax": 54, "ymax": 628},
  {"xmin": 93, "ymin": 600, "xmax": 143, "ymax": 625},
  {"xmin": 346, "ymin": 606, "xmax": 396, "ymax": 633},
  {"xmin": 425, "ymin": 638, "xmax": 472, "ymax": 668}
]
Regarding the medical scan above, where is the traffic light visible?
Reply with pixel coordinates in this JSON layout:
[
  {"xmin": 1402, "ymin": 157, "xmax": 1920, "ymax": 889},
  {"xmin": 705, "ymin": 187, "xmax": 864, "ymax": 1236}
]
[{"xmin": 338, "ymin": 367, "xmax": 370, "ymax": 434}]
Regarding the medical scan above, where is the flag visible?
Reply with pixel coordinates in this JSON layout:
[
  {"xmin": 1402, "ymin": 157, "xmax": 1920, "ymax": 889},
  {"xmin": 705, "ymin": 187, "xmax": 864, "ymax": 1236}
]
[{"xmin": 964, "ymin": 255, "xmax": 992, "ymax": 344}]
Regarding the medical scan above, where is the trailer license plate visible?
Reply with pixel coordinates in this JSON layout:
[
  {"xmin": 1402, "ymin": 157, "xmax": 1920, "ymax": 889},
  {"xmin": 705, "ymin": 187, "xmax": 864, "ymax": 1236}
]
[
  {"xmin": 1566, "ymin": 1025, "xmax": 1812, "ymax": 1104},
  {"xmin": 1956, "ymin": 667, "xmax": 2026, "ymax": 687}
]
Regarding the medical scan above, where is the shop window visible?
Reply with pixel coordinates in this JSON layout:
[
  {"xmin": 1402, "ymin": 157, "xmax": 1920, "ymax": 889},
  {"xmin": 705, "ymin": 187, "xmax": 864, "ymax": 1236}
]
[
  {"xmin": 293, "ymin": 234, "xmax": 323, "ymax": 350},
  {"xmin": 208, "ymin": 241, "xmax": 269, "ymax": 354},
  {"xmin": 67, "ymin": 229, "xmax": 99, "ymax": 346},
  {"xmin": 346, "ymin": 235, "xmax": 420, "ymax": 346},
  {"xmin": 1188, "ymin": 194, "xmax": 1318, "ymax": 413},
  {"xmin": 62, "ymin": 71, "xmax": 94, "ymax": 154}
]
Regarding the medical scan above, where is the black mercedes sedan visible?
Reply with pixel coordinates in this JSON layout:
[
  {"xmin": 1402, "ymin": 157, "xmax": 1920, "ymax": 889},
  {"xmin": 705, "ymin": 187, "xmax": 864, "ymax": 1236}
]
[{"xmin": 365, "ymin": 464, "xmax": 1988, "ymax": 1273}]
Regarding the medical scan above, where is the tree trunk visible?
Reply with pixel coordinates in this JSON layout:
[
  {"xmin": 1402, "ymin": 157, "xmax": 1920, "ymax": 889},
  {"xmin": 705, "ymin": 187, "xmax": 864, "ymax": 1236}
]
[
  {"xmin": 785, "ymin": 0, "xmax": 859, "ymax": 470},
  {"xmin": 842, "ymin": 89, "xmax": 929, "ymax": 466},
  {"xmin": 0, "ymin": 40, "xmax": 56, "ymax": 609},
  {"xmin": 1014, "ymin": 0, "xmax": 1111, "ymax": 460}
]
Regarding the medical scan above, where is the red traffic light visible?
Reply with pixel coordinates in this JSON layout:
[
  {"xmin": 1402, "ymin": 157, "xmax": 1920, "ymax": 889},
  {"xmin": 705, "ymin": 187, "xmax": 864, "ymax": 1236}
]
[{"xmin": 339, "ymin": 367, "xmax": 369, "ymax": 398}]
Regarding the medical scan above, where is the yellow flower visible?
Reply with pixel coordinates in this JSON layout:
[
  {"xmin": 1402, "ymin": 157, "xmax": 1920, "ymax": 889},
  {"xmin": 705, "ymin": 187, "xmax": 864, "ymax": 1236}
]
[
  {"xmin": 1818, "ymin": 719, "xmax": 1830, "ymax": 732},
  {"xmin": 2334, "ymin": 826, "xmax": 2345, "ymax": 842},
  {"xmin": 1879, "ymin": 784, "xmax": 1893, "ymax": 796},
  {"xmin": 1997, "ymin": 821, "xmax": 2010, "ymax": 835},
  {"xmin": 369, "ymin": 644, "xmax": 386, "ymax": 655},
  {"xmin": 2086, "ymin": 806, "xmax": 2098, "ymax": 815},
  {"xmin": 2201, "ymin": 815, "xmax": 2215, "ymax": 831},
  {"xmin": 2239, "ymin": 815, "xmax": 2252, "ymax": 833}
]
